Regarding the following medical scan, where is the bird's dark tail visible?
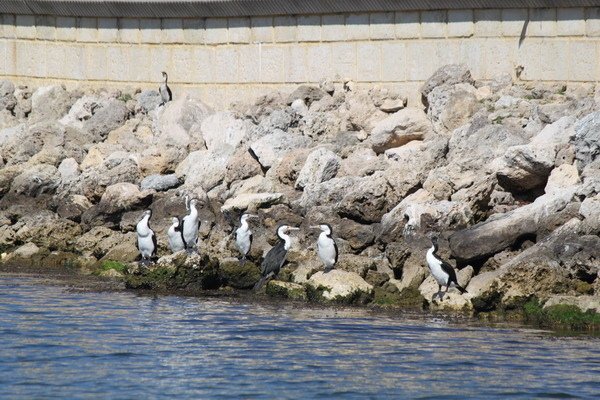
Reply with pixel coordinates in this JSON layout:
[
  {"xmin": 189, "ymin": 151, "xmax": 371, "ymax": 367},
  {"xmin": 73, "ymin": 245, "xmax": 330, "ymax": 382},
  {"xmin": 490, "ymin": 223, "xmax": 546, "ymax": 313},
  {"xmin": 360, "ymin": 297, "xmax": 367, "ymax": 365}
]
[
  {"xmin": 253, "ymin": 273, "xmax": 273, "ymax": 291},
  {"xmin": 455, "ymin": 283, "xmax": 468, "ymax": 294}
]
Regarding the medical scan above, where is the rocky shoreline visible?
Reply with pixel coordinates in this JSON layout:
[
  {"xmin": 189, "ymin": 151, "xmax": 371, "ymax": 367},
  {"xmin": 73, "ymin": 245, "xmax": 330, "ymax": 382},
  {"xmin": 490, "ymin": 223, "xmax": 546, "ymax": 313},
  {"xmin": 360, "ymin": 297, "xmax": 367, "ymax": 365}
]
[{"xmin": 0, "ymin": 65, "xmax": 599, "ymax": 330}]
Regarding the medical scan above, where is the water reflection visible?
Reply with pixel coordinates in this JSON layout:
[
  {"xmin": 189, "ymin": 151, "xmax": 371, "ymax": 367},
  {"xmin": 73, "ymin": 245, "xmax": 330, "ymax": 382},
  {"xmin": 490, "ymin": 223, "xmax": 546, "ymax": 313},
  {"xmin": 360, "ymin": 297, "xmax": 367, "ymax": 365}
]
[{"xmin": 1, "ymin": 275, "xmax": 599, "ymax": 399}]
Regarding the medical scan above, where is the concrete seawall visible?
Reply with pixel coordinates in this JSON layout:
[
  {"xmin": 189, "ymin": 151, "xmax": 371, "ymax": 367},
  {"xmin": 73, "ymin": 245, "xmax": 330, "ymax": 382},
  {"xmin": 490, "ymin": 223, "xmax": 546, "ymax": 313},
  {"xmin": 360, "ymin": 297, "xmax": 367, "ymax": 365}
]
[{"xmin": 1, "ymin": 3, "xmax": 600, "ymax": 107}]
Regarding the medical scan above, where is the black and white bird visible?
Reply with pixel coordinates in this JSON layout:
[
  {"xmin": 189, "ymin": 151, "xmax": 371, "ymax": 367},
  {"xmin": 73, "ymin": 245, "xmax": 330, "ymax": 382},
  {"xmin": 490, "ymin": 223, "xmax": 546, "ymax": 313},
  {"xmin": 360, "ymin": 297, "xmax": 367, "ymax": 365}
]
[
  {"xmin": 310, "ymin": 223, "xmax": 338, "ymax": 271},
  {"xmin": 159, "ymin": 71, "xmax": 172, "ymax": 106},
  {"xmin": 426, "ymin": 236, "xmax": 467, "ymax": 300},
  {"xmin": 254, "ymin": 225, "xmax": 299, "ymax": 290},
  {"xmin": 236, "ymin": 213, "xmax": 258, "ymax": 263},
  {"xmin": 182, "ymin": 197, "xmax": 200, "ymax": 253},
  {"xmin": 136, "ymin": 210, "xmax": 157, "ymax": 264},
  {"xmin": 167, "ymin": 217, "xmax": 185, "ymax": 253}
]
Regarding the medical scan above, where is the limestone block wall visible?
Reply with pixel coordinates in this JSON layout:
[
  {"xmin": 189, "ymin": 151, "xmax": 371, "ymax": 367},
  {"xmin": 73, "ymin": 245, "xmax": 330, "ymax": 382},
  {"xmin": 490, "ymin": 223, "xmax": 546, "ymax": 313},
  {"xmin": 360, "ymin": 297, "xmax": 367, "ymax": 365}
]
[{"xmin": 1, "ymin": 7, "xmax": 600, "ymax": 108}]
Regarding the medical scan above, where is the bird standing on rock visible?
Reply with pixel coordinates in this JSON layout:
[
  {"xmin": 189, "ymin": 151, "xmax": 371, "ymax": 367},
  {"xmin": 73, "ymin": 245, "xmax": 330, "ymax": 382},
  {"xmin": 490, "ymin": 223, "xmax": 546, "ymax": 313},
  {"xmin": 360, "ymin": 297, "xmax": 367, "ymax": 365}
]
[
  {"xmin": 426, "ymin": 236, "xmax": 467, "ymax": 300},
  {"xmin": 167, "ymin": 217, "xmax": 185, "ymax": 253},
  {"xmin": 159, "ymin": 71, "xmax": 172, "ymax": 106},
  {"xmin": 236, "ymin": 213, "xmax": 258, "ymax": 263},
  {"xmin": 254, "ymin": 225, "xmax": 300, "ymax": 290},
  {"xmin": 182, "ymin": 197, "xmax": 200, "ymax": 253},
  {"xmin": 136, "ymin": 210, "xmax": 157, "ymax": 265},
  {"xmin": 310, "ymin": 223, "xmax": 338, "ymax": 272}
]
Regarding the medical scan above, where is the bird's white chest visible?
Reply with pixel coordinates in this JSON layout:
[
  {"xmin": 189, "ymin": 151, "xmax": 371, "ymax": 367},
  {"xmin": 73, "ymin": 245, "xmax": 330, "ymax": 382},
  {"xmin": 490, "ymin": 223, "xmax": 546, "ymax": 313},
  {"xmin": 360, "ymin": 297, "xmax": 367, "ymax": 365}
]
[
  {"xmin": 317, "ymin": 234, "xmax": 336, "ymax": 267},
  {"xmin": 236, "ymin": 227, "xmax": 252, "ymax": 253},
  {"xmin": 167, "ymin": 226, "xmax": 185, "ymax": 251},
  {"xmin": 426, "ymin": 248, "xmax": 449, "ymax": 285}
]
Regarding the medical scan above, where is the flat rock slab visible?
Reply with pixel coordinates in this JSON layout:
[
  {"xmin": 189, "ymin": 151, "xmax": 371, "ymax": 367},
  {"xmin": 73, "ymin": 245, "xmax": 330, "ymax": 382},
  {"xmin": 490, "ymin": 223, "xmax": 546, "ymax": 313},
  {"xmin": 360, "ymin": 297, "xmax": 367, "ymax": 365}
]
[{"xmin": 307, "ymin": 270, "xmax": 373, "ymax": 301}]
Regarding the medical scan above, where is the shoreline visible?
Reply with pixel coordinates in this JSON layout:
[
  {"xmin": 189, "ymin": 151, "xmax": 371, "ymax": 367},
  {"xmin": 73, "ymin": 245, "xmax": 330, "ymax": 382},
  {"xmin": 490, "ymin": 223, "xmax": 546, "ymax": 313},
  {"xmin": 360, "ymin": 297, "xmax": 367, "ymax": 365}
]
[{"xmin": 1, "ymin": 261, "xmax": 598, "ymax": 337}]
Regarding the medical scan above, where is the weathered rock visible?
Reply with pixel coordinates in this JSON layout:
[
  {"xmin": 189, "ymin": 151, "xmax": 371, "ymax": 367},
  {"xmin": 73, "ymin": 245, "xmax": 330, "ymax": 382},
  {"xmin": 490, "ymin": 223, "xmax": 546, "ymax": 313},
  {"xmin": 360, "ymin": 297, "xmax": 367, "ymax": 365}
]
[
  {"xmin": 379, "ymin": 98, "xmax": 406, "ymax": 113},
  {"xmin": 30, "ymin": 85, "xmax": 75, "ymax": 122},
  {"xmin": 420, "ymin": 265, "xmax": 474, "ymax": 310},
  {"xmin": 155, "ymin": 93, "xmax": 213, "ymax": 148},
  {"xmin": 11, "ymin": 242, "xmax": 40, "ymax": 259},
  {"xmin": 140, "ymin": 174, "xmax": 180, "ymax": 191},
  {"xmin": 420, "ymin": 64, "xmax": 475, "ymax": 98},
  {"xmin": 83, "ymin": 99, "xmax": 129, "ymax": 141},
  {"xmin": 135, "ymin": 90, "xmax": 162, "ymax": 113},
  {"xmin": 496, "ymin": 144, "xmax": 556, "ymax": 192},
  {"xmin": 295, "ymin": 147, "xmax": 341, "ymax": 189},
  {"xmin": 545, "ymin": 164, "xmax": 580, "ymax": 194},
  {"xmin": 449, "ymin": 189, "xmax": 578, "ymax": 262},
  {"xmin": 10, "ymin": 164, "xmax": 60, "ymax": 196},
  {"xmin": 337, "ymin": 147, "xmax": 385, "ymax": 178},
  {"xmin": 370, "ymin": 108, "xmax": 432, "ymax": 154},
  {"xmin": 58, "ymin": 158, "xmax": 80, "ymax": 184},
  {"xmin": 544, "ymin": 295, "xmax": 600, "ymax": 313},
  {"xmin": 0, "ymin": 80, "xmax": 17, "ymax": 111},
  {"xmin": 286, "ymin": 85, "xmax": 327, "ymax": 106},
  {"xmin": 266, "ymin": 280, "xmax": 307, "ymax": 300},
  {"xmin": 427, "ymin": 83, "xmax": 480, "ymax": 132},
  {"xmin": 97, "ymin": 183, "xmax": 153, "ymax": 214},
  {"xmin": 250, "ymin": 131, "xmax": 312, "ymax": 169},
  {"xmin": 266, "ymin": 148, "xmax": 312, "ymax": 186},
  {"xmin": 307, "ymin": 270, "xmax": 373, "ymax": 303},
  {"xmin": 176, "ymin": 149, "xmax": 229, "ymax": 191},
  {"xmin": 572, "ymin": 111, "xmax": 600, "ymax": 170},
  {"xmin": 10, "ymin": 211, "xmax": 82, "ymax": 252},
  {"xmin": 219, "ymin": 258, "xmax": 261, "ymax": 289},
  {"xmin": 201, "ymin": 111, "xmax": 249, "ymax": 153},
  {"xmin": 224, "ymin": 147, "xmax": 263, "ymax": 185},
  {"xmin": 56, "ymin": 194, "xmax": 92, "ymax": 222},
  {"xmin": 221, "ymin": 192, "xmax": 285, "ymax": 214}
]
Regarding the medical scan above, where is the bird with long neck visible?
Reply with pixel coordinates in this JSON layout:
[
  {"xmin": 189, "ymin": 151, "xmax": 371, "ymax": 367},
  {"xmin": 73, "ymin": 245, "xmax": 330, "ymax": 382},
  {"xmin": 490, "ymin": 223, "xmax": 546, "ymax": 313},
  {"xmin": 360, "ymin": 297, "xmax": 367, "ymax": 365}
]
[
  {"xmin": 159, "ymin": 71, "xmax": 172, "ymax": 106},
  {"xmin": 310, "ymin": 223, "xmax": 338, "ymax": 272},
  {"xmin": 182, "ymin": 198, "xmax": 200, "ymax": 253},
  {"xmin": 426, "ymin": 236, "xmax": 467, "ymax": 301},
  {"xmin": 136, "ymin": 210, "xmax": 157, "ymax": 265},
  {"xmin": 167, "ymin": 217, "xmax": 185, "ymax": 253},
  {"xmin": 236, "ymin": 213, "xmax": 258, "ymax": 263},
  {"xmin": 254, "ymin": 225, "xmax": 300, "ymax": 290}
]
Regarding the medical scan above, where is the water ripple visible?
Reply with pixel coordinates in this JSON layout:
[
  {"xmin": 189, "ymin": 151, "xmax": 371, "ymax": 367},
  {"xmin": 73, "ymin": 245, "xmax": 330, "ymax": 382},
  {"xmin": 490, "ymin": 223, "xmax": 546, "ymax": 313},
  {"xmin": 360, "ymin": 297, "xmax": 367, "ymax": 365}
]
[{"xmin": 1, "ymin": 275, "xmax": 600, "ymax": 399}]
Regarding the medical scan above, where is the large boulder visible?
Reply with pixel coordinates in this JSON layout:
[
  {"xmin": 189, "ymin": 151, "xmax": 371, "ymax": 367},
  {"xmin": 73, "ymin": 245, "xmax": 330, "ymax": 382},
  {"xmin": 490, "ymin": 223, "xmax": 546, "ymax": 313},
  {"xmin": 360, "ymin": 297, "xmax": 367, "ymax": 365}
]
[
  {"xmin": 140, "ymin": 174, "xmax": 180, "ymax": 191},
  {"xmin": 572, "ymin": 111, "xmax": 600, "ymax": 170},
  {"xmin": 10, "ymin": 164, "xmax": 60, "ymax": 196},
  {"xmin": 295, "ymin": 147, "xmax": 341, "ymax": 189},
  {"xmin": 250, "ymin": 131, "xmax": 312, "ymax": 169},
  {"xmin": 370, "ymin": 108, "xmax": 432, "ymax": 154},
  {"xmin": 0, "ymin": 80, "xmax": 17, "ymax": 111},
  {"xmin": 426, "ymin": 83, "xmax": 480, "ymax": 132},
  {"xmin": 496, "ymin": 144, "xmax": 556, "ymax": 192},
  {"xmin": 30, "ymin": 85, "xmax": 75, "ymax": 122},
  {"xmin": 449, "ymin": 189, "xmax": 579, "ymax": 262},
  {"xmin": 221, "ymin": 192, "xmax": 285, "ymax": 214},
  {"xmin": 83, "ymin": 99, "xmax": 129, "ymax": 141},
  {"xmin": 155, "ymin": 93, "xmax": 213, "ymax": 149},
  {"xmin": 420, "ymin": 64, "xmax": 475, "ymax": 98},
  {"xmin": 201, "ymin": 111, "xmax": 250, "ymax": 153},
  {"xmin": 175, "ymin": 149, "xmax": 229, "ymax": 191},
  {"xmin": 306, "ymin": 270, "xmax": 373, "ymax": 303},
  {"xmin": 135, "ymin": 90, "xmax": 162, "ymax": 114},
  {"xmin": 97, "ymin": 182, "xmax": 153, "ymax": 214}
]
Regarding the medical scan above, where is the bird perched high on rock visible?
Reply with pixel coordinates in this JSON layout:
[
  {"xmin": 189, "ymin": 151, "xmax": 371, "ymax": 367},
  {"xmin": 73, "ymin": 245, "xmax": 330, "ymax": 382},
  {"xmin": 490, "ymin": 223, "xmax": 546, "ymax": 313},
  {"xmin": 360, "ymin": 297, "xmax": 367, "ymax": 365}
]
[
  {"xmin": 311, "ymin": 223, "xmax": 338, "ymax": 272},
  {"xmin": 136, "ymin": 210, "xmax": 157, "ymax": 265},
  {"xmin": 426, "ymin": 236, "xmax": 467, "ymax": 300},
  {"xmin": 254, "ymin": 225, "xmax": 299, "ymax": 290},
  {"xmin": 159, "ymin": 71, "xmax": 172, "ymax": 106}
]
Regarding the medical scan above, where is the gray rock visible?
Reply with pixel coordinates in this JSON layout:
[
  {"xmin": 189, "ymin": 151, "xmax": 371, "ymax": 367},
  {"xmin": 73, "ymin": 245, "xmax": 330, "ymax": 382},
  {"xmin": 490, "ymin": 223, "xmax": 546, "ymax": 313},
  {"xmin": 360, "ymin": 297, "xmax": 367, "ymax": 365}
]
[
  {"xmin": 83, "ymin": 99, "xmax": 129, "ymax": 141},
  {"xmin": 449, "ymin": 189, "xmax": 578, "ymax": 262},
  {"xmin": 427, "ymin": 83, "xmax": 480, "ymax": 132},
  {"xmin": 286, "ymin": 85, "xmax": 327, "ymax": 106},
  {"xmin": 30, "ymin": 85, "xmax": 76, "ymax": 123},
  {"xmin": 496, "ymin": 144, "xmax": 556, "ymax": 191},
  {"xmin": 370, "ymin": 108, "xmax": 432, "ymax": 154},
  {"xmin": 175, "ymin": 149, "xmax": 229, "ymax": 192},
  {"xmin": 379, "ymin": 98, "xmax": 406, "ymax": 113},
  {"xmin": 201, "ymin": 111, "xmax": 249, "ymax": 153},
  {"xmin": 221, "ymin": 192, "xmax": 285, "ymax": 214},
  {"xmin": 10, "ymin": 164, "xmax": 60, "ymax": 196},
  {"xmin": 295, "ymin": 147, "xmax": 341, "ymax": 189},
  {"xmin": 572, "ymin": 111, "xmax": 600, "ymax": 170},
  {"xmin": 544, "ymin": 164, "xmax": 580, "ymax": 195},
  {"xmin": 250, "ymin": 131, "xmax": 312, "ymax": 169},
  {"xmin": 307, "ymin": 270, "xmax": 373, "ymax": 302},
  {"xmin": 258, "ymin": 109, "xmax": 293, "ymax": 132},
  {"xmin": 0, "ymin": 80, "xmax": 17, "ymax": 111},
  {"xmin": 58, "ymin": 157, "xmax": 80, "ymax": 184},
  {"xmin": 140, "ymin": 174, "xmax": 180, "ymax": 191},
  {"xmin": 135, "ymin": 90, "xmax": 162, "ymax": 113},
  {"xmin": 420, "ymin": 64, "xmax": 475, "ymax": 98}
]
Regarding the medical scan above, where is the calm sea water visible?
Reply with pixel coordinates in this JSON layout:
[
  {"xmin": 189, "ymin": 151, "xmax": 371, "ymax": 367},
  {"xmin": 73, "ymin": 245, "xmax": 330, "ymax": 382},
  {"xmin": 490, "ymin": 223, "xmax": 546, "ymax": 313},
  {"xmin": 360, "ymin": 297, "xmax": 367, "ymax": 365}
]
[{"xmin": 1, "ymin": 275, "xmax": 599, "ymax": 399}]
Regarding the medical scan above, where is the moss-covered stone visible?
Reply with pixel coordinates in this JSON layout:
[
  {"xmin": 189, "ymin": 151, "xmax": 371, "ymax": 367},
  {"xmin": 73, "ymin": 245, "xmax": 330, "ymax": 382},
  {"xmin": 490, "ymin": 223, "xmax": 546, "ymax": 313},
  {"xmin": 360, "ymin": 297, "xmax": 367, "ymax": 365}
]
[
  {"xmin": 522, "ymin": 297, "xmax": 600, "ymax": 331},
  {"xmin": 372, "ymin": 286, "xmax": 427, "ymax": 309},
  {"xmin": 266, "ymin": 280, "xmax": 307, "ymax": 300},
  {"xmin": 219, "ymin": 259, "xmax": 261, "ymax": 289}
]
